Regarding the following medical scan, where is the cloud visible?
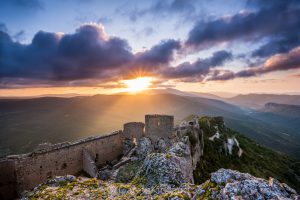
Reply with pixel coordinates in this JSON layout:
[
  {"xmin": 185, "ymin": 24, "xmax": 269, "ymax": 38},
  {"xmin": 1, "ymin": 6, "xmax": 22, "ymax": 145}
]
[
  {"xmin": 0, "ymin": 23, "xmax": 8, "ymax": 33},
  {"xmin": 208, "ymin": 69, "xmax": 235, "ymax": 81},
  {"xmin": 134, "ymin": 39, "xmax": 181, "ymax": 69},
  {"xmin": 0, "ymin": 24, "xmax": 182, "ymax": 86},
  {"xmin": 251, "ymin": 34, "xmax": 300, "ymax": 58},
  {"xmin": 209, "ymin": 45, "xmax": 300, "ymax": 81},
  {"xmin": 97, "ymin": 17, "xmax": 113, "ymax": 25},
  {"xmin": 118, "ymin": 0, "xmax": 197, "ymax": 22},
  {"xmin": 186, "ymin": 0, "xmax": 300, "ymax": 55},
  {"xmin": 237, "ymin": 46, "xmax": 300, "ymax": 77},
  {"xmin": 0, "ymin": 24, "xmax": 133, "ymax": 81},
  {"xmin": 162, "ymin": 50, "xmax": 232, "ymax": 80}
]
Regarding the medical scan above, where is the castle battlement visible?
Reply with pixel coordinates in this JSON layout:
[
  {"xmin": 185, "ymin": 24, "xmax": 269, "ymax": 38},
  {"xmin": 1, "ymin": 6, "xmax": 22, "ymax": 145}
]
[{"xmin": 0, "ymin": 114, "xmax": 175, "ymax": 199}]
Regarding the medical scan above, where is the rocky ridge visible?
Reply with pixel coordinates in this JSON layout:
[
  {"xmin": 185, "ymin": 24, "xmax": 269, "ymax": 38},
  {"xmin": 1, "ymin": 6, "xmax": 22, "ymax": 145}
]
[{"xmin": 22, "ymin": 116, "xmax": 299, "ymax": 199}]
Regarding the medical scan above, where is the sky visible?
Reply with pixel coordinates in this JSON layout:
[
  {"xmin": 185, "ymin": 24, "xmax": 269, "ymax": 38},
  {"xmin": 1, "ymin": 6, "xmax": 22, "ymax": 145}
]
[{"xmin": 0, "ymin": 0, "xmax": 299, "ymax": 96}]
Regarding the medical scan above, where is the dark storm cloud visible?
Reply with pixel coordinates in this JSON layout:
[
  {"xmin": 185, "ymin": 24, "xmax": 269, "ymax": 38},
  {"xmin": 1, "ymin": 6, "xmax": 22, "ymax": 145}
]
[
  {"xmin": 135, "ymin": 39, "xmax": 181, "ymax": 69},
  {"xmin": 162, "ymin": 50, "xmax": 232, "ymax": 79},
  {"xmin": 0, "ymin": 24, "xmax": 183, "ymax": 85},
  {"xmin": 207, "ymin": 70, "xmax": 235, "ymax": 81},
  {"xmin": 186, "ymin": 0, "xmax": 300, "ymax": 57},
  {"xmin": 251, "ymin": 34, "xmax": 300, "ymax": 58},
  {"xmin": 0, "ymin": 24, "xmax": 133, "ymax": 81}
]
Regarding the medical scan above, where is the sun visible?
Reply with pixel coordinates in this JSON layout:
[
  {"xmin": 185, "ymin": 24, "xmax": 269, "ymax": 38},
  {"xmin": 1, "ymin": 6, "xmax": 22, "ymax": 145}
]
[{"xmin": 122, "ymin": 77, "xmax": 153, "ymax": 92}]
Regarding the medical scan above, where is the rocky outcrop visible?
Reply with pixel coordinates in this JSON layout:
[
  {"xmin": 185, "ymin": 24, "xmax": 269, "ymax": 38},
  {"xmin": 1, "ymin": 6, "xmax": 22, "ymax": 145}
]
[
  {"xmin": 201, "ymin": 168, "xmax": 298, "ymax": 199},
  {"xmin": 19, "ymin": 115, "xmax": 300, "ymax": 199},
  {"xmin": 135, "ymin": 136, "xmax": 193, "ymax": 188},
  {"xmin": 23, "ymin": 169, "xmax": 298, "ymax": 200},
  {"xmin": 175, "ymin": 117, "xmax": 203, "ymax": 170},
  {"xmin": 136, "ymin": 137, "xmax": 153, "ymax": 160},
  {"xmin": 154, "ymin": 137, "xmax": 168, "ymax": 153}
]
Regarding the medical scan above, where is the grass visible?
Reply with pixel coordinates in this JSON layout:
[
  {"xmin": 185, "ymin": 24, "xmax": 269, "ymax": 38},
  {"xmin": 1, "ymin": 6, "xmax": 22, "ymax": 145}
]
[{"xmin": 194, "ymin": 116, "xmax": 300, "ymax": 192}]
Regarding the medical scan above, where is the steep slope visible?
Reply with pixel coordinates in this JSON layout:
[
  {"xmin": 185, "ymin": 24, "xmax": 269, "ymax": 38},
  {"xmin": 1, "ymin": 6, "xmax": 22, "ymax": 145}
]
[
  {"xmin": 262, "ymin": 103, "xmax": 300, "ymax": 119},
  {"xmin": 194, "ymin": 116, "xmax": 300, "ymax": 192},
  {"xmin": 227, "ymin": 94, "xmax": 300, "ymax": 110},
  {"xmin": 0, "ymin": 93, "xmax": 299, "ymax": 159},
  {"xmin": 21, "ymin": 116, "xmax": 300, "ymax": 199}
]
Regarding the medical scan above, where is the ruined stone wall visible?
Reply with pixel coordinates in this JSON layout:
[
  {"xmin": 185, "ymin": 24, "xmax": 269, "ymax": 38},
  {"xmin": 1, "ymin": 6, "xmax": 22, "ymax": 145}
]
[
  {"xmin": 123, "ymin": 122, "xmax": 145, "ymax": 140},
  {"xmin": 145, "ymin": 115, "xmax": 174, "ymax": 141},
  {"xmin": 0, "ymin": 159, "xmax": 17, "ymax": 200},
  {"xmin": 13, "ymin": 131, "xmax": 123, "ymax": 192}
]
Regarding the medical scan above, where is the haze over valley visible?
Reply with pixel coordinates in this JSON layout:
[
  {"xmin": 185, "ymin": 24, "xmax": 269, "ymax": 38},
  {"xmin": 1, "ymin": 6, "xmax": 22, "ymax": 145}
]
[{"xmin": 0, "ymin": 0, "xmax": 300, "ymax": 199}]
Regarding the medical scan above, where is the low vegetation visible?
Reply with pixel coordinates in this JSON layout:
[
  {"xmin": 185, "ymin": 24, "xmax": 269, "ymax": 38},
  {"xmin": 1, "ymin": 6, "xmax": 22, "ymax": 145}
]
[{"xmin": 194, "ymin": 116, "xmax": 300, "ymax": 192}]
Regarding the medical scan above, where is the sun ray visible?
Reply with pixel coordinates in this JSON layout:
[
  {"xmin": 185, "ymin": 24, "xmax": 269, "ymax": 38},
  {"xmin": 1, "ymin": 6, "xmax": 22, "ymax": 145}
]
[{"xmin": 122, "ymin": 77, "xmax": 153, "ymax": 92}]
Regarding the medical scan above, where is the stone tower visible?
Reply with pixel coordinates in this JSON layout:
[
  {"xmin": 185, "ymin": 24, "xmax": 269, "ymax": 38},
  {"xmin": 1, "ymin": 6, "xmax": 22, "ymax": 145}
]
[
  {"xmin": 145, "ymin": 114, "xmax": 174, "ymax": 141},
  {"xmin": 123, "ymin": 122, "xmax": 145, "ymax": 140}
]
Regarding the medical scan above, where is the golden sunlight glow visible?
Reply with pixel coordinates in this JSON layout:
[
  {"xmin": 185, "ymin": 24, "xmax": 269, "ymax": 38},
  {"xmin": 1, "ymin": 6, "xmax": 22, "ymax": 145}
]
[{"xmin": 122, "ymin": 77, "xmax": 153, "ymax": 92}]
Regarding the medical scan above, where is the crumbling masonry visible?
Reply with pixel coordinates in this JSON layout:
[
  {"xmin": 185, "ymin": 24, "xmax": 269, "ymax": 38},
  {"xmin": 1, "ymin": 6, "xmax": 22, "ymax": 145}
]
[{"xmin": 0, "ymin": 114, "xmax": 175, "ymax": 199}]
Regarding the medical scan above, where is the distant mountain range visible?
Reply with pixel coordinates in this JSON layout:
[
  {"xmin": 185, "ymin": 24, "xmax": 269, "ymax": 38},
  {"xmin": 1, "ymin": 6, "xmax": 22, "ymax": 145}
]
[
  {"xmin": 0, "ymin": 89, "xmax": 299, "ymax": 159},
  {"xmin": 225, "ymin": 94, "xmax": 300, "ymax": 110},
  {"xmin": 262, "ymin": 103, "xmax": 300, "ymax": 119}
]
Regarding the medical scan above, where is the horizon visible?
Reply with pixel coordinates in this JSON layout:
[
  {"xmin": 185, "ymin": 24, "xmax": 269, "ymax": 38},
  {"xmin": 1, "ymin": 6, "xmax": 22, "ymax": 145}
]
[
  {"xmin": 0, "ymin": 0, "xmax": 299, "ymax": 96},
  {"xmin": 1, "ymin": 87, "xmax": 300, "ymax": 98}
]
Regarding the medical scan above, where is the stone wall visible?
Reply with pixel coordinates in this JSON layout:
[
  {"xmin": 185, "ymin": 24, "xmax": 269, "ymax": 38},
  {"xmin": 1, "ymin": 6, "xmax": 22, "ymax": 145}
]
[
  {"xmin": 1, "ymin": 131, "xmax": 123, "ymax": 198},
  {"xmin": 123, "ymin": 122, "xmax": 145, "ymax": 140},
  {"xmin": 82, "ymin": 149, "xmax": 98, "ymax": 178},
  {"xmin": 0, "ymin": 159, "xmax": 17, "ymax": 200},
  {"xmin": 145, "ymin": 115, "xmax": 174, "ymax": 142},
  {"xmin": 0, "ymin": 114, "xmax": 177, "ymax": 199}
]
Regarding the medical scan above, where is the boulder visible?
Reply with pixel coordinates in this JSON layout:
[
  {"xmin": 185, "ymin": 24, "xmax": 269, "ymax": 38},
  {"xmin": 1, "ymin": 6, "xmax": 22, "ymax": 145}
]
[
  {"xmin": 155, "ymin": 138, "xmax": 168, "ymax": 153},
  {"xmin": 135, "ymin": 137, "xmax": 194, "ymax": 188},
  {"xmin": 136, "ymin": 137, "xmax": 153, "ymax": 160},
  {"xmin": 201, "ymin": 168, "xmax": 298, "ymax": 199},
  {"xmin": 122, "ymin": 138, "xmax": 135, "ymax": 155},
  {"xmin": 98, "ymin": 169, "xmax": 112, "ymax": 180}
]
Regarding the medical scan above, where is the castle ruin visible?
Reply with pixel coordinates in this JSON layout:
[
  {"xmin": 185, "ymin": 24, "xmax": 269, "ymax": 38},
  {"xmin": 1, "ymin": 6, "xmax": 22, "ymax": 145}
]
[
  {"xmin": 0, "ymin": 114, "xmax": 174, "ymax": 199},
  {"xmin": 145, "ymin": 114, "xmax": 174, "ymax": 141}
]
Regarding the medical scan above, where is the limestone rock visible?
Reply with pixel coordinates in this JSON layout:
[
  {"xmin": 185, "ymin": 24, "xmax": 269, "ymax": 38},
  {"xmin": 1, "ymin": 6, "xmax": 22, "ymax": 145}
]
[
  {"xmin": 175, "ymin": 120, "xmax": 203, "ymax": 170},
  {"xmin": 136, "ymin": 137, "xmax": 153, "ymax": 160},
  {"xmin": 155, "ymin": 138, "xmax": 168, "ymax": 153},
  {"xmin": 22, "ymin": 169, "xmax": 298, "ymax": 200},
  {"xmin": 46, "ymin": 175, "xmax": 76, "ymax": 187},
  {"xmin": 135, "ymin": 137, "xmax": 194, "ymax": 188},
  {"xmin": 136, "ymin": 153, "xmax": 185, "ymax": 188},
  {"xmin": 122, "ymin": 138, "xmax": 135, "ymax": 155},
  {"xmin": 98, "ymin": 169, "xmax": 112, "ymax": 180},
  {"xmin": 201, "ymin": 168, "xmax": 298, "ymax": 199}
]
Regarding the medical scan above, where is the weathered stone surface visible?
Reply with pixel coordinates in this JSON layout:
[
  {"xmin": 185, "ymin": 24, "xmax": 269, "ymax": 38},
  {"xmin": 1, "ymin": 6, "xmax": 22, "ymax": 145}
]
[
  {"xmin": 123, "ymin": 122, "xmax": 145, "ymax": 140},
  {"xmin": 137, "ymin": 153, "xmax": 185, "ymax": 188},
  {"xmin": 155, "ymin": 138, "xmax": 168, "ymax": 153},
  {"xmin": 174, "ymin": 118, "xmax": 203, "ymax": 170},
  {"xmin": 122, "ymin": 138, "xmax": 135, "ymax": 155},
  {"xmin": 135, "ymin": 137, "xmax": 194, "ymax": 188},
  {"xmin": 22, "ymin": 169, "xmax": 299, "ymax": 200},
  {"xmin": 136, "ymin": 137, "xmax": 153, "ymax": 160},
  {"xmin": 46, "ymin": 175, "xmax": 76, "ymax": 187},
  {"xmin": 1, "ymin": 130, "xmax": 123, "ymax": 196},
  {"xmin": 145, "ymin": 114, "xmax": 174, "ymax": 142},
  {"xmin": 82, "ymin": 149, "xmax": 98, "ymax": 178},
  {"xmin": 202, "ymin": 168, "xmax": 298, "ymax": 199},
  {"xmin": 98, "ymin": 169, "xmax": 112, "ymax": 180}
]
